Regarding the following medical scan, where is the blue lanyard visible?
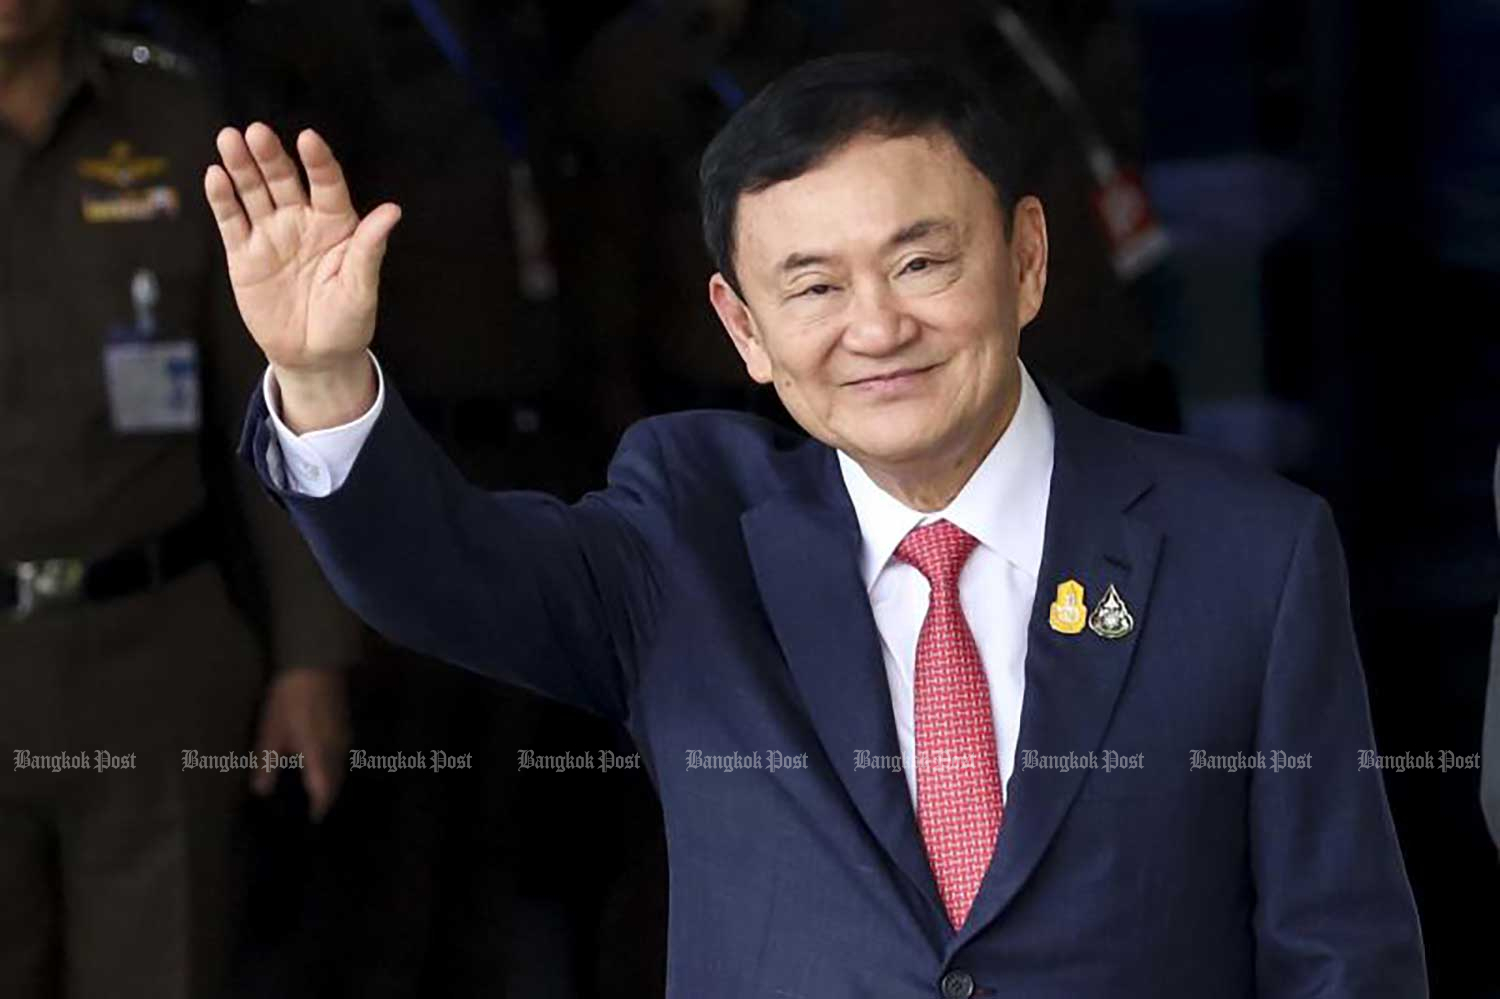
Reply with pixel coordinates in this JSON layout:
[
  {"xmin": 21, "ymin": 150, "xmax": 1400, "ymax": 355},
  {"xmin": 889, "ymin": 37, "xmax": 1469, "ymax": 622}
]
[
  {"xmin": 705, "ymin": 66, "xmax": 747, "ymax": 111},
  {"xmin": 406, "ymin": 0, "xmax": 530, "ymax": 158}
]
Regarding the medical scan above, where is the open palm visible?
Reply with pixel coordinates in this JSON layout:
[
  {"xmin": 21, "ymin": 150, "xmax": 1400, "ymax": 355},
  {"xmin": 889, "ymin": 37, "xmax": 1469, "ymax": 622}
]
[{"xmin": 204, "ymin": 124, "xmax": 401, "ymax": 371}]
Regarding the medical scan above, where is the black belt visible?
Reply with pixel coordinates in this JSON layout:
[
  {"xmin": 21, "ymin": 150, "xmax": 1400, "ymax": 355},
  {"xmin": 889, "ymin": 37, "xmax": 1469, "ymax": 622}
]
[{"xmin": 2, "ymin": 511, "xmax": 213, "ymax": 621}]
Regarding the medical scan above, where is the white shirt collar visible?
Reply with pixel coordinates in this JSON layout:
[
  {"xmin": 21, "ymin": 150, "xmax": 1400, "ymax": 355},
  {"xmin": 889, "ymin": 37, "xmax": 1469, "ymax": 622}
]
[{"xmin": 837, "ymin": 362, "xmax": 1056, "ymax": 593}]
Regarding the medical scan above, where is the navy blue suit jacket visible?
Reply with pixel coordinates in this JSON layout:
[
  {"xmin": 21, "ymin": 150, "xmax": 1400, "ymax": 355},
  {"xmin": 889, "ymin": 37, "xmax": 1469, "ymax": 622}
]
[{"xmin": 241, "ymin": 377, "xmax": 1425, "ymax": 998}]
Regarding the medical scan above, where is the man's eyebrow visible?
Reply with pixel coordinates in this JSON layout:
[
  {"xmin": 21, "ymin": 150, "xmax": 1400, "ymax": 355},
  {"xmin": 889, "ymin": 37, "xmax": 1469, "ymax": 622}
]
[
  {"xmin": 886, "ymin": 218, "xmax": 957, "ymax": 250},
  {"xmin": 778, "ymin": 251, "xmax": 832, "ymax": 275},
  {"xmin": 774, "ymin": 219, "xmax": 958, "ymax": 275}
]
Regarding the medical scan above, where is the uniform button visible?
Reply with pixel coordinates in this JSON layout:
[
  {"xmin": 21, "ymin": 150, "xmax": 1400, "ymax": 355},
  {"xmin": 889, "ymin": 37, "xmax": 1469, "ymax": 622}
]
[{"xmin": 940, "ymin": 969, "xmax": 974, "ymax": 999}]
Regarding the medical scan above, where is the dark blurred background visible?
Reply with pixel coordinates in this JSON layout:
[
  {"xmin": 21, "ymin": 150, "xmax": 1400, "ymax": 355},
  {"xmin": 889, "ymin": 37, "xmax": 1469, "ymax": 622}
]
[{"xmin": 4, "ymin": 0, "xmax": 1498, "ymax": 996}]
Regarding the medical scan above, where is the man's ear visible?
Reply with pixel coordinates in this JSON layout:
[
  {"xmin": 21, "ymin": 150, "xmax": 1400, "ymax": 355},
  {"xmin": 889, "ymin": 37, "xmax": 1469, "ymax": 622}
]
[
  {"xmin": 1011, "ymin": 195, "xmax": 1049, "ymax": 330},
  {"xmin": 709, "ymin": 272, "xmax": 774, "ymax": 384}
]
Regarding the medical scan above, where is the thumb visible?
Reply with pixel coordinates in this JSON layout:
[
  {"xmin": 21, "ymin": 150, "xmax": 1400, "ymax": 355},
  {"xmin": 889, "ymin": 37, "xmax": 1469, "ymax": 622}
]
[{"xmin": 345, "ymin": 202, "xmax": 402, "ymax": 292}]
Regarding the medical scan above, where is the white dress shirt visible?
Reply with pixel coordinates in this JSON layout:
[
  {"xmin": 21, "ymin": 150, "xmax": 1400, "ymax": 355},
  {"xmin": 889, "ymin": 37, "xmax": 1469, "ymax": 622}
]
[
  {"xmin": 266, "ymin": 358, "xmax": 1056, "ymax": 808},
  {"xmin": 261, "ymin": 351, "xmax": 386, "ymax": 497},
  {"xmin": 837, "ymin": 365, "xmax": 1055, "ymax": 807}
]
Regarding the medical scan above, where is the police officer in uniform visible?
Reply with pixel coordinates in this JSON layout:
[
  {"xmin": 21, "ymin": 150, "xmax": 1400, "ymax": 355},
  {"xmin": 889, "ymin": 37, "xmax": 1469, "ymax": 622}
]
[{"xmin": 0, "ymin": 4, "xmax": 359, "ymax": 997}]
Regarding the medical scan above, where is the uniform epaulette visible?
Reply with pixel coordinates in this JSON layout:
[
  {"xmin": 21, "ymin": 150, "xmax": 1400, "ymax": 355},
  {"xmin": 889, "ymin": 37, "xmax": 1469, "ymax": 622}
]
[{"xmin": 96, "ymin": 33, "xmax": 198, "ymax": 80}]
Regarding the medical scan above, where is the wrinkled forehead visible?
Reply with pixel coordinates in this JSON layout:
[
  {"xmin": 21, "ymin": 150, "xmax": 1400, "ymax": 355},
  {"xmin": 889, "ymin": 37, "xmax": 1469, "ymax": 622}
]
[{"xmin": 732, "ymin": 132, "xmax": 997, "ymax": 272}]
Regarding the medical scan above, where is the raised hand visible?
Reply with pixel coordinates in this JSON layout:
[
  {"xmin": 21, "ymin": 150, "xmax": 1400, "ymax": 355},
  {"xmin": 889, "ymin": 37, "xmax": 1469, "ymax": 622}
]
[{"xmin": 205, "ymin": 125, "xmax": 400, "ymax": 429}]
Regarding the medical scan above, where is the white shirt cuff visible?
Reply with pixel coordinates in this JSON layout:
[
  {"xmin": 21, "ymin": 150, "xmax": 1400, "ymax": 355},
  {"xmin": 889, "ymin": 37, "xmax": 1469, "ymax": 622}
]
[{"xmin": 262, "ymin": 351, "xmax": 386, "ymax": 498}]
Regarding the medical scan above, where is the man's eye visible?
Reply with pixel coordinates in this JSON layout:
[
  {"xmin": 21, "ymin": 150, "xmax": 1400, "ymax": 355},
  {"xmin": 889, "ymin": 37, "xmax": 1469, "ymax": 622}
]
[
  {"xmin": 902, "ymin": 257, "xmax": 936, "ymax": 274},
  {"xmin": 799, "ymin": 284, "xmax": 835, "ymax": 298}
]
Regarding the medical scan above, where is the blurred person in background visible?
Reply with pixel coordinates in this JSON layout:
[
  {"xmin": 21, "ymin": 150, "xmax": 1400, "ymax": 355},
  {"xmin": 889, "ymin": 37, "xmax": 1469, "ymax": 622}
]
[{"xmin": 0, "ymin": 2, "xmax": 358, "ymax": 997}]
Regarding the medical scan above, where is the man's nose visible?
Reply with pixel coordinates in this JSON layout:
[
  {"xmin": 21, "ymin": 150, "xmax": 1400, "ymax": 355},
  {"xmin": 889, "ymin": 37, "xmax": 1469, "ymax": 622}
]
[{"xmin": 843, "ymin": 281, "xmax": 918, "ymax": 354}]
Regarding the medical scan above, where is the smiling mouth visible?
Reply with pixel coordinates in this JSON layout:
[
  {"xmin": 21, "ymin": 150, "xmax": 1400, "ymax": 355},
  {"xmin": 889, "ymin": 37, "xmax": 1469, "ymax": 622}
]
[{"xmin": 846, "ymin": 363, "xmax": 941, "ymax": 387}]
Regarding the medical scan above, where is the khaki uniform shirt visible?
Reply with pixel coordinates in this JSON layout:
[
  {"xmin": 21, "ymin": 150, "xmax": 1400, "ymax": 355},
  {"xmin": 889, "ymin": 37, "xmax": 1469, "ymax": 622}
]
[{"xmin": 0, "ymin": 34, "xmax": 358, "ymax": 670}]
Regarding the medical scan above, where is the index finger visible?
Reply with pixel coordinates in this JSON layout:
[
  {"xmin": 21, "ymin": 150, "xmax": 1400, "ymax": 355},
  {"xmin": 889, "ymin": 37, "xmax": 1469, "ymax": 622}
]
[
  {"xmin": 203, "ymin": 163, "xmax": 250, "ymax": 250},
  {"xmin": 296, "ymin": 128, "xmax": 355, "ymax": 218}
]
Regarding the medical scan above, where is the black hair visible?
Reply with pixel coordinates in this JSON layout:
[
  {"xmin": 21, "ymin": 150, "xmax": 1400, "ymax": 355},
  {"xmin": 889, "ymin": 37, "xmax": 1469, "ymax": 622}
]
[{"xmin": 699, "ymin": 51, "xmax": 1021, "ymax": 296}]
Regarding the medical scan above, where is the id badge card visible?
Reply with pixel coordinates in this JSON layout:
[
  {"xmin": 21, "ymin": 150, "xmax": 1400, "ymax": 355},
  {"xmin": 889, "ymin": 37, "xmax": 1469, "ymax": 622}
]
[
  {"xmin": 102, "ymin": 338, "xmax": 201, "ymax": 433},
  {"xmin": 102, "ymin": 266, "xmax": 201, "ymax": 433}
]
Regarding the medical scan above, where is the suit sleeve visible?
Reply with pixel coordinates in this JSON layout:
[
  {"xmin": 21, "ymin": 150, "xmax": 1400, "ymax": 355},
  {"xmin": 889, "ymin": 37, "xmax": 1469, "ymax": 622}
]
[
  {"xmin": 1249, "ymin": 498, "xmax": 1428, "ymax": 997},
  {"xmin": 236, "ymin": 378, "xmax": 665, "ymax": 721}
]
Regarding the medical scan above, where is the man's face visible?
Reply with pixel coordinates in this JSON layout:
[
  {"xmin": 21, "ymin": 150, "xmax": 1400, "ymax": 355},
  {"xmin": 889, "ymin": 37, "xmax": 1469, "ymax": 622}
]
[
  {"xmin": 0, "ymin": 0, "xmax": 68, "ymax": 51},
  {"xmin": 709, "ymin": 131, "xmax": 1048, "ymax": 474}
]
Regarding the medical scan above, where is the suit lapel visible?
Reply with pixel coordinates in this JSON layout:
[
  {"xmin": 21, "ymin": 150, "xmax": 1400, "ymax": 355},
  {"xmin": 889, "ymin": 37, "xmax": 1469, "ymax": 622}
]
[
  {"xmin": 741, "ymin": 442, "xmax": 946, "ymax": 936},
  {"xmin": 740, "ymin": 382, "xmax": 1162, "ymax": 951},
  {"xmin": 949, "ymin": 383, "xmax": 1162, "ymax": 953}
]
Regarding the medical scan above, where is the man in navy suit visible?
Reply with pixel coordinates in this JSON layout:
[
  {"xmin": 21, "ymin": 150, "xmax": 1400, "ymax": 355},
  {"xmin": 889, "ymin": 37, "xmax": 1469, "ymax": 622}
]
[{"xmin": 204, "ymin": 54, "xmax": 1426, "ymax": 997}]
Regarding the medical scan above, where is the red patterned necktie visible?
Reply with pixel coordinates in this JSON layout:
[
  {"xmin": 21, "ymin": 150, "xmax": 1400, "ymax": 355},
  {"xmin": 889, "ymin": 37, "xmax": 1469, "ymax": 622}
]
[{"xmin": 895, "ymin": 519, "xmax": 1004, "ymax": 930}]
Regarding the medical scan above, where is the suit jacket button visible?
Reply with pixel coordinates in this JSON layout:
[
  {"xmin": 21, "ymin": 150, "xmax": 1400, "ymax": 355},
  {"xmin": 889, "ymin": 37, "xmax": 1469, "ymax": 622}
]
[{"xmin": 940, "ymin": 969, "xmax": 975, "ymax": 999}]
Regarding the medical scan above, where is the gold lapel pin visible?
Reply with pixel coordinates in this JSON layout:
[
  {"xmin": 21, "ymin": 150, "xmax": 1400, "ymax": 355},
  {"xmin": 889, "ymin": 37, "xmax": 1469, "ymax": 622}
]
[{"xmin": 1049, "ymin": 579, "xmax": 1087, "ymax": 635}]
